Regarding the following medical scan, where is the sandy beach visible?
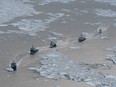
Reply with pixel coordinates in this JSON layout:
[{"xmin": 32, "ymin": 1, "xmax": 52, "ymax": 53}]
[{"xmin": 1, "ymin": 0, "xmax": 116, "ymax": 87}]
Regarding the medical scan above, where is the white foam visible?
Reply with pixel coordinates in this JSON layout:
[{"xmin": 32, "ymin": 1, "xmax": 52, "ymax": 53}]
[
  {"xmin": 30, "ymin": 51, "xmax": 116, "ymax": 87},
  {"xmin": 0, "ymin": 0, "xmax": 39, "ymax": 24},
  {"xmin": 11, "ymin": 13, "xmax": 64, "ymax": 35},
  {"xmin": 6, "ymin": 30, "xmax": 25, "ymax": 35},
  {"xmin": 97, "ymin": 24, "xmax": 109, "ymax": 32},
  {"xmin": 38, "ymin": 0, "xmax": 75, "ymax": 5},
  {"xmin": 47, "ymin": 31, "xmax": 63, "ymax": 40},
  {"xmin": 81, "ymin": 32, "xmax": 94, "ymax": 39},
  {"xmin": 95, "ymin": 0, "xmax": 116, "ymax": 6},
  {"xmin": 11, "ymin": 19, "xmax": 47, "ymax": 36},
  {"xmin": 84, "ymin": 22, "xmax": 101, "ymax": 25},
  {"xmin": 6, "ymin": 68, "xmax": 14, "ymax": 72},
  {"xmin": 61, "ymin": 9, "xmax": 72, "ymax": 12},
  {"xmin": 45, "ymin": 13, "xmax": 64, "ymax": 23},
  {"xmin": 106, "ymin": 47, "xmax": 116, "ymax": 52},
  {"xmin": 106, "ymin": 56, "xmax": 116, "ymax": 64},
  {"xmin": 22, "ymin": 0, "xmax": 31, "ymax": 3},
  {"xmin": 101, "ymin": 36, "xmax": 109, "ymax": 39},
  {"xmin": 95, "ymin": 9, "xmax": 116, "ymax": 17},
  {"xmin": 70, "ymin": 46, "xmax": 80, "ymax": 50}
]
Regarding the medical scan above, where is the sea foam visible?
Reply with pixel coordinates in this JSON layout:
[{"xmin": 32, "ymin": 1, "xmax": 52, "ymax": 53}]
[
  {"xmin": 29, "ymin": 51, "xmax": 116, "ymax": 87},
  {"xmin": 0, "ymin": 0, "xmax": 39, "ymax": 24},
  {"xmin": 95, "ymin": 9, "xmax": 116, "ymax": 17},
  {"xmin": 38, "ymin": 0, "xmax": 75, "ymax": 5},
  {"xmin": 95, "ymin": 0, "xmax": 116, "ymax": 6},
  {"xmin": 11, "ymin": 13, "xmax": 64, "ymax": 36}
]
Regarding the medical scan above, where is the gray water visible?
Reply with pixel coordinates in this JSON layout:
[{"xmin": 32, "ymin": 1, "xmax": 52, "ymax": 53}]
[{"xmin": 0, "ymin": 0, "xmax": 116, "ymax": 36}]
